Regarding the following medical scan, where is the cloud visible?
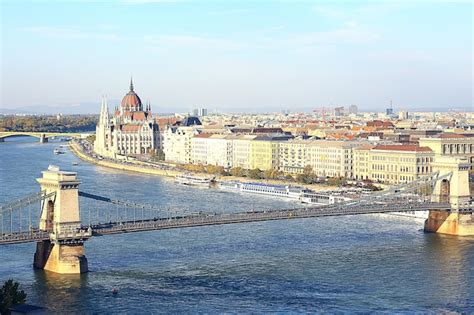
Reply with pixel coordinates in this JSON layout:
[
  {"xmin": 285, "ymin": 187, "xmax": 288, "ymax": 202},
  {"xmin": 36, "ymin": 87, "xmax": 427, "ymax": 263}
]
[
  {"xmin": 286, "ymin": 24, "xmax": 380, "ymax": 46},
  {"xmin": 144, "ymin": 34, "xmax": 244, "ymax": 50},
  {"xmin": 21, "ymin": 26, "xmax": 120, "ymax": 41},
  {"xmin": 312, "ymin": 5, "xmax": 346, "ymax": 19},
  {"xmin": 120, "ymin": 0, "xmax": 180, "ymax": 4},
  {"xmin": 207, "ymin": 8, "xmax": 250, "ymax": 15}
]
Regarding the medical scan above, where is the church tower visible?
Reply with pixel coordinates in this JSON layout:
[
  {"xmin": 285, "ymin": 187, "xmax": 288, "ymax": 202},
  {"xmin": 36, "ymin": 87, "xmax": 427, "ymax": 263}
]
[{"xmin": 94, "ymin": 96, "xmax": 109, "ymax": 156}]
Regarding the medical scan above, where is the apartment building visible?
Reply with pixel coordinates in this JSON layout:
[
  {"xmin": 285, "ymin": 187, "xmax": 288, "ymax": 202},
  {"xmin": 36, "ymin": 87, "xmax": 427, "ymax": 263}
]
[
  {"xmin": 249, "ymin": 135, "xmax": 292, "ymax": 170},
  {"xmin": 353, "ymin": 145, "xmax": 434, "ymax": 184},
  {"xmin": 307, "ymin": 140, "xmax": 358, "ymax": 178},
  {"xmin": 191, "ymin": 134, "xmax": 234, "ymax": 168},
  {"xmin": 232, "ymin": 135, "xmax": 257, "ymax": 169},
  {"xmin": 278, "ymin": 140, "xmax": 363, "ymax": 177},
  {"xmin": 163, "ymin": 117, "xmax": 203, "ymax": 164}
]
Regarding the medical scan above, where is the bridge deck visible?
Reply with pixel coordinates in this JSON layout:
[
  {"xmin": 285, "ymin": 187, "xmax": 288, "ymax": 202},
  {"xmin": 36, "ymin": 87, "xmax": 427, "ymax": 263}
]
[
  {"xmin": 91, "ymin": 202, "xmax": 451, "ymax": 236},
  {"xmin": 0, "ymin": 202, "xmax": 452, "ymax": 244}
]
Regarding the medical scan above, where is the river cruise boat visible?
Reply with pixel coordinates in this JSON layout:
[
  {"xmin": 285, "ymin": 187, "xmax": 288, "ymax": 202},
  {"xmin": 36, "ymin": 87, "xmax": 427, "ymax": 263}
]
[
  {"xmin": 218, "ymin": 181, "xmax": 348, "ymax": 205},
  {"xmin": 53, "ymin": 148, "xmax": 65, "ymax": 155},
  {"xmin": 239, "ymin": 182, "xmax": 303, "ymax": 200},
  {"xmin": 299, "ymin": 190, "xmax": 352, "ymax": 205},
  {"xmin": 175, "ymin": 173, "xmax": 212, "ymax": 187}
]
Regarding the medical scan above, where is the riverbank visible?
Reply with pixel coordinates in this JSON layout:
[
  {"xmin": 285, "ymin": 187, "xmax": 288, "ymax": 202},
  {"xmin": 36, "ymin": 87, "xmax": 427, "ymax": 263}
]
[
  {"xmin": 69, "ymin": 141, "xmax": 336, "ymax": 191},
  {"xmin": 69, "ymin": 141, "xmax": 180, "ymax": 177}
]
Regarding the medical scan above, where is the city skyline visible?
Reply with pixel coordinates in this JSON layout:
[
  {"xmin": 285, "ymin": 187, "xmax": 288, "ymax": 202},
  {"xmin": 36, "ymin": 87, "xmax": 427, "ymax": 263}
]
[{"xmin": 1, "ymin": 1, "xmax": 472, "ymax": 113}]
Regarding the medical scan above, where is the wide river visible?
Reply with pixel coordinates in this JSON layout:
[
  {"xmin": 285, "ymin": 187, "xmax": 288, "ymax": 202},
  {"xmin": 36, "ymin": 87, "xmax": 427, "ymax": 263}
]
[{"xmin": 0, "ymin": 138, "xmax": 473, "ymax": 313}]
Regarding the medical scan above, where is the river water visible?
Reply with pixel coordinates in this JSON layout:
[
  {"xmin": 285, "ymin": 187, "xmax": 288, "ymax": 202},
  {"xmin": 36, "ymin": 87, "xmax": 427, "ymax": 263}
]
[{"xmin": 0, "ymin": 137, "xmax": 472, "ymax": 313}]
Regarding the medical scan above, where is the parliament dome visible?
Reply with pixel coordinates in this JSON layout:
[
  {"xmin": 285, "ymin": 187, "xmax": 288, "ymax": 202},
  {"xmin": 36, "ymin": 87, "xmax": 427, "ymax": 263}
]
[{"xmin": 121, "ymin": 78, "xmax": 142, "ymax": 110}]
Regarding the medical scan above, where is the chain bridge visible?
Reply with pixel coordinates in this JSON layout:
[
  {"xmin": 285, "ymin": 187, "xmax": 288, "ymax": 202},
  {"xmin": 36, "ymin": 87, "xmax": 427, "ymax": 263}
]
[{"xmin": 1, "ymin": 157, "xmax": 472, "ymax": 274}]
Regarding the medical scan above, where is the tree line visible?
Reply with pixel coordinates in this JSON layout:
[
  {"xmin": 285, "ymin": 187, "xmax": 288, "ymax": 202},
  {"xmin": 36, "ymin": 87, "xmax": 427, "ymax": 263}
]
[{"xmin": 0, "ymin": 115, "xmax": 97, "ymax": 133}]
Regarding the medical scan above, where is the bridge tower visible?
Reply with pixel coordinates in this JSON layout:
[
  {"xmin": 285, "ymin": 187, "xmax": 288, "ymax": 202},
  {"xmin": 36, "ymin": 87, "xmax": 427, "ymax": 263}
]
[
  {"xmin": 33, "ymin": 167, "xmax": 89, "ymax": 274},
  {"xmin": 39, "ymin": 133, "xmax": 48, "ymax": 143},
  {"xmin": 425, "ymin": 156, "xmax": 473, "ymax": 236}
]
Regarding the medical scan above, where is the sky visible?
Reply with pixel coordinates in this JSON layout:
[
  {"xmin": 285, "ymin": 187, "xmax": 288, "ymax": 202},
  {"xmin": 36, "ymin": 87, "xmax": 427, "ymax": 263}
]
[{"xmin": 0, "ymin": 0, "xmax": 472, "ymax": 114}]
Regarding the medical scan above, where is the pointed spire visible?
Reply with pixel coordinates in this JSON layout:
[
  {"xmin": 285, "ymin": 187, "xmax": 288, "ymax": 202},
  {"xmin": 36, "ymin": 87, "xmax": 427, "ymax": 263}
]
[{"xmin": 130, "ymin": 76, "xmax": 134, "ymax": 92}]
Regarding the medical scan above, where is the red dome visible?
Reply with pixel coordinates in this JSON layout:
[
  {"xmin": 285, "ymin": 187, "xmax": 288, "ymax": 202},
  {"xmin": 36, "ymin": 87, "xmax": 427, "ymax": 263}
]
[{"xmin": 121, "ymin": 78, "xmax": 142, "ymax": 110}]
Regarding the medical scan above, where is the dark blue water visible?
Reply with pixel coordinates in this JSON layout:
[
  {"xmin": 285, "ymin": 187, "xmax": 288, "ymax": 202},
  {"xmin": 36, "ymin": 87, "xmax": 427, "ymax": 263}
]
[{"xmin": 0, "ymin": 137, "xmax": 473, "ymax": 313}]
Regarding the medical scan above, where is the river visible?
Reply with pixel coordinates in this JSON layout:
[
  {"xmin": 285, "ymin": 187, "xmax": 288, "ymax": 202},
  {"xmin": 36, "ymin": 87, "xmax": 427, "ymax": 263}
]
[{"xmin": 0, "ymin": 137, "xmax": 472, "ymax": 313}]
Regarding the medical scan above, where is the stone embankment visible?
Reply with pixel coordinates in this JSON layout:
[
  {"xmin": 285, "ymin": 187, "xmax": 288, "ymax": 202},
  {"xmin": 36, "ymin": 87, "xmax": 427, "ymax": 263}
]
[{"xmin": 69, "ymin": 141, "xmax": 180, "ymax": 177}]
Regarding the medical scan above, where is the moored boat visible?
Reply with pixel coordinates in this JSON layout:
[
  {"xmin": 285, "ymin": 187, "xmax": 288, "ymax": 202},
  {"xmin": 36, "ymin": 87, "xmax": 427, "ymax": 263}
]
[{"xmin": 175, "ymin": 173, "xmax": 212, "ymax": 187}]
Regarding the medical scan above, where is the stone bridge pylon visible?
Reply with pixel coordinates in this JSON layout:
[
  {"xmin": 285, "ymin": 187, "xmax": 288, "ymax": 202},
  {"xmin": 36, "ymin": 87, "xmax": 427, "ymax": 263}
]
[
  {"xmin": 33, "ymin": 167, "xmax": 89, "ymax": 274},
  {"xmin": 425, "ymin": 156, "xmax": 474, "ymax": 236}
]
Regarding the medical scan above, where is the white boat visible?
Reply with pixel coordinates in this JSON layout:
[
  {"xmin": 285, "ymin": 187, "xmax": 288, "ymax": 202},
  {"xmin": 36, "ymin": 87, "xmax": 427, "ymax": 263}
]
[
  {"xmin": 218, "ymin": 181, "xmax": 349, "ymax": 205},
  {"xmin": 175, "ymin": 173, "xmax": 212, "ymax": 187},
  {"xmin": 239, "ymin": 182, "xmax": 300, "ymax": 199},
  {"xmin": 389, "ymin": 210, "xmax": 429, "ymax": 220},
  {"xmin": 300, "ymin": 190, "xmax": 351, "ymax": 205},
  {"xmin": 53, "ymin": 148, "xmax": 65, "ymax": 155},
  {"xmin": 219, "ymin": 181, "xmax": 241, "ymax": 191}
]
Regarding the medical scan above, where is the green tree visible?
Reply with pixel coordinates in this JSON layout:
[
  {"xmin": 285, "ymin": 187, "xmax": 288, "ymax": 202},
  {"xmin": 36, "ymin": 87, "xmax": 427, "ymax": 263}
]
[{"xmin": 0, "ymin": 279, "xmax": 27, "ymax": 315}]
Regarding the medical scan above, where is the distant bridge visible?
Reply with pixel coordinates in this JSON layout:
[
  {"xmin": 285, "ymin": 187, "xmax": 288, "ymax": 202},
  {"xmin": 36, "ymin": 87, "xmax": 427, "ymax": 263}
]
[{"xmin": 0, "ymin": 131, "xmax": 85, "ymax": 143}]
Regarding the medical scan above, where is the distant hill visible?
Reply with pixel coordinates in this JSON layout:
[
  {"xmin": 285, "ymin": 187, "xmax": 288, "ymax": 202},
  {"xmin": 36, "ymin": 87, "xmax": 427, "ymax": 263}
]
[{"xmin": 2, "ymin": 101, "xmax": 114, "ymax": 115}]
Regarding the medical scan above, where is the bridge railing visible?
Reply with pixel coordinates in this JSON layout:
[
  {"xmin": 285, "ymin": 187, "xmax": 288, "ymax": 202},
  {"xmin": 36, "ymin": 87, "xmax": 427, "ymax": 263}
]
[{"xmin": 89, "ymin": 201, "xmax": 452, "ymax": 236}]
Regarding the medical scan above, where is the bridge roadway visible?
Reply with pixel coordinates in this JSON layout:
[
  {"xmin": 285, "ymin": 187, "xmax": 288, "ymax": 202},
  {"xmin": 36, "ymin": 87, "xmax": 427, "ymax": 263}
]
[
  {"xmin": 0, "ymin": 201, "xmax": 451, "ymax": 245},
  {"xmin": 0, "ymin": 131, "xmax": 83, "ymax": 141}
]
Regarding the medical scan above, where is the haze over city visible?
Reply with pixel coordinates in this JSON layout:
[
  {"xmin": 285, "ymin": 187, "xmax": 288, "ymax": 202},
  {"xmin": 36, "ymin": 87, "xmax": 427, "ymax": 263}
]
[{"xmin": 1, "ymin": 0, "xmax": 472, "ymax": 114}]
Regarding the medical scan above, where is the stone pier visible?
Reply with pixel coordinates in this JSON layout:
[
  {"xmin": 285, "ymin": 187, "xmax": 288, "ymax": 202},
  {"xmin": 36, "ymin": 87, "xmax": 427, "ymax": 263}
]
[
  {"xmin": 33, "ymin": 167, "xmax": 89, "ymax": 274},
  {"xmin": 39, "ymin": 134, "xmax": 48, "ymax": 143},
  {"xmin": 425, "ymin": 157, "xmax": 474, "ymax": 236}
]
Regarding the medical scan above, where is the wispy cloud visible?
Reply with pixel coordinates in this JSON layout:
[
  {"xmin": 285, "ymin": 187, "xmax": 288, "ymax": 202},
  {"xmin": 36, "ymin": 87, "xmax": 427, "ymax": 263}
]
[
  {"xmin": 120, "ymin": 0, "xmax": 180, "ymax": 4},
  {"xmin": 312, "ymin": 2, "xmax": 411, "ymax": 20},
  {"xmin": 21, "ymin": 26, "xmax": 120, "ymax": 41},
  {"xmin": 207, "ymin": 8, "xmax": 251, "ymax": 15},
  {"xmin": 144, "ymin": 34, "xmax": 244, "ymax": 50},
  {"xmin": 285, "ymin": 23, "xmax": 380, "ymax": 46}
]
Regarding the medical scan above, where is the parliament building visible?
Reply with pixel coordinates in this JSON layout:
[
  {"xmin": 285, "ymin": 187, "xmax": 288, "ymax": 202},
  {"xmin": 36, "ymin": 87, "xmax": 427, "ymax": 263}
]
[{"xmin": 94, "ymin": 79, "xmax": 160, "ymax": 158}]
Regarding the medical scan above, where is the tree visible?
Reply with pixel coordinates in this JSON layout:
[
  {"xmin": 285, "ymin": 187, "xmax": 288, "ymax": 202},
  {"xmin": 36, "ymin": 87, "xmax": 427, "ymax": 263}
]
[
  {"xmin": 303, "ymin": 165, "xmax": 313, "ymax": 176},
  {"xmin": 247, "ymin": 168, "xmax": 263, "ymax": 179},
  {"xmin": 152, "ymin": 149, "xmax": 165, "ymax": 161},
  {"xmin": 263, "ymin": 169, "xmax": 280, "ymax": 180},
  {"xmin": 0, "ymin": 279, "xmax": 27, "ymax": 315},
  {"xmin": 296, "ymin": 165, "xmax": 316, "ymax": 184},
  {"xmin": 230, "ymin": 167, "xmax": 245, "ymax": 177},
  {"xmin": 206, "ymin": 165, "xmax": 224, "ymax": 175},
  {"xmin": 86, "ymin": 134, "xmax": 96, "ymax": 144}
]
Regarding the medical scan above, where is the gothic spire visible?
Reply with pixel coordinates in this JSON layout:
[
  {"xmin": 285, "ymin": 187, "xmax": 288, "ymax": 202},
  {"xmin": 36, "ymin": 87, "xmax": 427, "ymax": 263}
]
[{"xmin": 130, "ymin": 76, "xmax": 134, "ymax": 92}]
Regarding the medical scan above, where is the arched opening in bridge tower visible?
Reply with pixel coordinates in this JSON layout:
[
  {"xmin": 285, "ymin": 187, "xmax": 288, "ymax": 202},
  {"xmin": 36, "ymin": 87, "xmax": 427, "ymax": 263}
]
[
  {"xmin": 45, "ymin": 201, "xmax": 54, "ymax": 232},
  {"xmin": 439, "ymin": 179, "xmax": 450, "ymax": 204}
]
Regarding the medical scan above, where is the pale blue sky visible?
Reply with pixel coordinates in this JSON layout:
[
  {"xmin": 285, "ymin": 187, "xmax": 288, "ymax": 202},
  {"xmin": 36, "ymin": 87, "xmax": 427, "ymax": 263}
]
[{"xmin": 1, "ymin": 0, "xmax": 472, "ymax": 113}]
